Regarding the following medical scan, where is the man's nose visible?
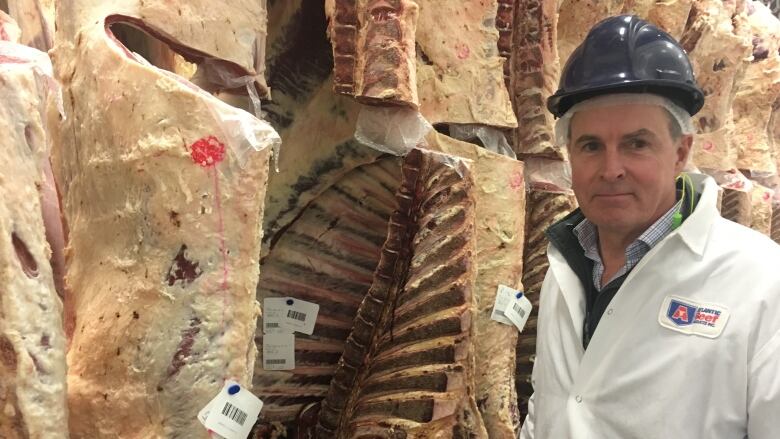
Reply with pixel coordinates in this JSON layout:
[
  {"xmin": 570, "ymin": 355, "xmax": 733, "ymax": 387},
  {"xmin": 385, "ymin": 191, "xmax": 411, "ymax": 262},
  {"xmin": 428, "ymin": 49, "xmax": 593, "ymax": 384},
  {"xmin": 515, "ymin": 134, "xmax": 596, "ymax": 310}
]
[{"xmin": 600, "ymin": 147, "xmax": 626, "ymax": 181}]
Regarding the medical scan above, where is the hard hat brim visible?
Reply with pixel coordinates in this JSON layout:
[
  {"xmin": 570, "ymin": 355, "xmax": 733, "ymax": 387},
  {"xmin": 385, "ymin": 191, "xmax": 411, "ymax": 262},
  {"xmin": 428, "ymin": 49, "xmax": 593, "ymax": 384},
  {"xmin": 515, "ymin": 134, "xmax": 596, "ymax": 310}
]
[{"xmin": 547, "ymin": 79, "xmax": 705, "ymax": 119}]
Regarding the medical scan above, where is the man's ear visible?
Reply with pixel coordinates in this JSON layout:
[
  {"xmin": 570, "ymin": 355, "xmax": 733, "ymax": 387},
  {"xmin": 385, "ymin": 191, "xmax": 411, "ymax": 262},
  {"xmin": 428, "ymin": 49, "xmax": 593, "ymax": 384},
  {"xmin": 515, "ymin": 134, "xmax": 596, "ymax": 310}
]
[{"xmin": 675, "ymin": 135, "xmax": 693, "ymax": 174}]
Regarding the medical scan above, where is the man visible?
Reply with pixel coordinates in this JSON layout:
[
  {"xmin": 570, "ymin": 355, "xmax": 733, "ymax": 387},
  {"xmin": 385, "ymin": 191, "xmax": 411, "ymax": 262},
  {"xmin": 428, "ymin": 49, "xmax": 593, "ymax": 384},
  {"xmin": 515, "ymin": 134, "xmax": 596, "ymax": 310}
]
[{"xmin": 521, "ymin": 15, "xmax": 780, "ymax": 439}]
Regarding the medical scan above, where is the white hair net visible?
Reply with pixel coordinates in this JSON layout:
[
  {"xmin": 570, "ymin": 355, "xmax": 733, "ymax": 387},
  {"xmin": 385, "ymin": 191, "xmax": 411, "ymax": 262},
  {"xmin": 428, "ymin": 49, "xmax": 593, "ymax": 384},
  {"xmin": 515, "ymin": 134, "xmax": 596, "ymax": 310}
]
[{"xmin": 554, "ymin": 93, "xmax": 695, "ymax": 146}]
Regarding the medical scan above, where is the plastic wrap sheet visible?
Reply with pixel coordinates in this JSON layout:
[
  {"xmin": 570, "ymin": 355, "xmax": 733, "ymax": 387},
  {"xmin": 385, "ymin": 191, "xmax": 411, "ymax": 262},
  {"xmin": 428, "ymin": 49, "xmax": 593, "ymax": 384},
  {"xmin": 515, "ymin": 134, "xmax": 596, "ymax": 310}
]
[
  {"xmin": 524, "ymin": 157, "xmax": 573, "ymax": 194},
  {"xmin": 353, "ymin": 105, "xmax": 477, "ymax": 178},
  {"xmin": 131, "ymin": 53, "xmax": 281, "ymax": 170},
  {"xmin": 354, "ymin": 106, "xmax": 432, "ymax": 154},
  {"xmin": 449, "ymin": 124, "xmax": 516, "ymax": 159}
]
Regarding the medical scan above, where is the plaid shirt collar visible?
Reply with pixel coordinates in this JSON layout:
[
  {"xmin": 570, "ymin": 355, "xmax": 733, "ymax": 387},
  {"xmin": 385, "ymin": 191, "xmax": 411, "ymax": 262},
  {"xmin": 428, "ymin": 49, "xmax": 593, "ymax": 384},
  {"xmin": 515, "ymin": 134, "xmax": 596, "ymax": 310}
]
[{"xmin": 573, "ymin": 200, "xmax": 681, "ymax": 290}]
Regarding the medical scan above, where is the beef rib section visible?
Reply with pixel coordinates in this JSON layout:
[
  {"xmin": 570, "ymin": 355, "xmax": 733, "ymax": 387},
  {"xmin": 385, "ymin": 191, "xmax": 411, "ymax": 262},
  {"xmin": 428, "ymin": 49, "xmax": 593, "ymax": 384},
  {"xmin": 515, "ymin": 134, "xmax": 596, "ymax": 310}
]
[
  {"xmin": 254, "ymin": 156, "xmax": 402, "ymax": 424},
  {"xmin": 426, "ymin": 131, "xmax": 527, "ymax": 438},
  {"xmin": 316, "ymin": 148, "xmax": 488, "ymax": 438},
  {"xmin": 326, "ymin": 0, "xmax": 420, "ymax": 107}
]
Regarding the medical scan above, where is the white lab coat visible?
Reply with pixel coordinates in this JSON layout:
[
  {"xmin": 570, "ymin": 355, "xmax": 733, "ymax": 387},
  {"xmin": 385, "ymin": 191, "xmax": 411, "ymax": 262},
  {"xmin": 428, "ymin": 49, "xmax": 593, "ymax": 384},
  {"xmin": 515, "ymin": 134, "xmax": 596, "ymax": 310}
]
[{"xmin": 521, "ymin": 174, "xmax": 780, "ymax": 439}]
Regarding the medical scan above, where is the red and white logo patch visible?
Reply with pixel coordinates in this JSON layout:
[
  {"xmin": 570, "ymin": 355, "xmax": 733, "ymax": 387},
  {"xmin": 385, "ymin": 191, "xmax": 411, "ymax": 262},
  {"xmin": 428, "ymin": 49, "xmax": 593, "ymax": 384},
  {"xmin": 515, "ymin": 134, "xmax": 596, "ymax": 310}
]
[{"xmin": 658, "ymin": 295, "xmax": 730, "ymax": 338}]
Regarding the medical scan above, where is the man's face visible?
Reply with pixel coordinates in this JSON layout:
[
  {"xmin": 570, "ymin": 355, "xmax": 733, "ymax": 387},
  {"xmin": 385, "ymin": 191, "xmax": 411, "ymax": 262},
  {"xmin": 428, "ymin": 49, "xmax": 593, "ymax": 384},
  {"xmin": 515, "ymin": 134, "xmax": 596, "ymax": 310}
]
[{"xmin": 568, "ymin": 103, "xmax": 691, "ymax": 237}]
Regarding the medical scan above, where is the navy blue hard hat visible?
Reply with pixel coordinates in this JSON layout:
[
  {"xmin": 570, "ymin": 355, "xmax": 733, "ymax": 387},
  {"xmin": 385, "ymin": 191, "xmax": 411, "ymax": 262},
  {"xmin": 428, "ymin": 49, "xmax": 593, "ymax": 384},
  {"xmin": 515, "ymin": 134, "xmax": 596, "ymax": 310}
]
[{"xmin": 547, "ymin": 15, "xmax": 705, "ymax": 118}]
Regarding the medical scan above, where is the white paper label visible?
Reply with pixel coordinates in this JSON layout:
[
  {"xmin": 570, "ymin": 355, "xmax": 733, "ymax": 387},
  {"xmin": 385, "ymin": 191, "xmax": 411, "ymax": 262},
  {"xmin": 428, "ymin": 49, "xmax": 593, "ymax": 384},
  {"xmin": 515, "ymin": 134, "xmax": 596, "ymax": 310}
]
[
  {"xmin": 263, "ymin": 333, "xmax": 295, "ymax": 370},
  {"xmin": 262, "ymin": 298, "xmax": 288, "ymax": 334},
  {"xmin": 503, "ymin": 291, "xmax": 533, "ymax": 332},
  {"xmin": 198, "ymin": 380, "xmax": 263, "ymax": 439},
  {"xmin": 281, "ymin": 298, "xmax": 319, "ymax": 335},
  {"xmin": 491, "ymin": 284, "xmax": 518, "ymax": 325},
  {"xmin": 263, "ymin": 297, "xmax": 319, "ymax": 335}
]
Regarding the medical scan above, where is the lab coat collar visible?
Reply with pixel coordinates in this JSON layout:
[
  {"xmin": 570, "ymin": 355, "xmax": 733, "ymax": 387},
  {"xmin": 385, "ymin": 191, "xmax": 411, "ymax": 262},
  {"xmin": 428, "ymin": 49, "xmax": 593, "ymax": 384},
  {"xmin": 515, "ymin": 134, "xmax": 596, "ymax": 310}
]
[{"xmin": 672, "ymin": 173, "xmax": 718, "ymax": 257}]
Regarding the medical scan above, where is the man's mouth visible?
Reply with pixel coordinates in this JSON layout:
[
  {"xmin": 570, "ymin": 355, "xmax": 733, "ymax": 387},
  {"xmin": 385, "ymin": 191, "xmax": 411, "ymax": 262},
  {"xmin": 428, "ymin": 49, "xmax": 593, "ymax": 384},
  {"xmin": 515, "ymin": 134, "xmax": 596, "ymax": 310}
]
[{"xmin": 593, "ymin": 193, "xmax": 633, "ymax": 199}]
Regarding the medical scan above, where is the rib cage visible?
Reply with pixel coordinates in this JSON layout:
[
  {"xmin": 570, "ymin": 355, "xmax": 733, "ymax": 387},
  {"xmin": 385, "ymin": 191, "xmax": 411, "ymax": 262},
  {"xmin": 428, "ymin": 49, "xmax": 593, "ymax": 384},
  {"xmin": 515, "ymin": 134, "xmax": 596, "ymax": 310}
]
[
  {"xmin": 425, "ymin": 131, "xmax": 527, "ymax": 438},
  {"xmin": 316, "ymin": 148, "xmax": 486, "ymax": 438},
  {"xmin": 516, "ymin": 190, "xmax": 577, "ymax": 416},
  {"xmin": 254, "ymin": 157, "xmax": 402, "ymax": 422}
]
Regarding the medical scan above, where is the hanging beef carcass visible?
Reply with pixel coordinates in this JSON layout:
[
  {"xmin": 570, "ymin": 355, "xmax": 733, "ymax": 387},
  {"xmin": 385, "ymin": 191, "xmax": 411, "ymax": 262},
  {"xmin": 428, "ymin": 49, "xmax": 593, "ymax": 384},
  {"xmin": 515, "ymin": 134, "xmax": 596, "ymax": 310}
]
[
  {"xmin": 325, "ymin": 0, "xmax": 517, "ymax": 127},
  {"xmin": 680, "ymin": 0, "xmax": 752, "ymax": 171},
  {"xmin": 425, "ymin": 132, "xmax": 526, "ymax": 438},
  {"xmin": 511, "ymin": 0, "xmax": 561, "ymax": 159},
  {"xmin": 309, "ymin": 139, "xmax": 526, "ymax": 438},
  {"xmin": 326, "ymin": 0, "xmax": 420, "ymax": 107},
  {"xmin": 414, "ymin": 0, "xmax": 517, "ymax": 128},
  {"xmin": 0, "ymin": 37, "xmax": 68, "ymax": 439},
  {"xmin": 316, "ymin": 148, "xmax": 488, "ymax": 438},
  {"xmin": 50, "ymin": 0, "xmax": 278, "ymax": 437},
  {"xmin": 733, "ymin": 1, "xmax": 780, "ymax": 174}
]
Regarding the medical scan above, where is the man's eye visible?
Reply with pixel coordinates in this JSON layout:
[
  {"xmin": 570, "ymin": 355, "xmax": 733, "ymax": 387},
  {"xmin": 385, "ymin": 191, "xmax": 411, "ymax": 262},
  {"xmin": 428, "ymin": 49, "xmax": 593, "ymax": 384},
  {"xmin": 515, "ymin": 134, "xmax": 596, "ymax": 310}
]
[
  {"xmin": 581, "ymin": 142, "xmax": 600, "ymax": 152},
  {"xmin": 628, "ymin": 139, "xmax": 648, "ymax": 149}
]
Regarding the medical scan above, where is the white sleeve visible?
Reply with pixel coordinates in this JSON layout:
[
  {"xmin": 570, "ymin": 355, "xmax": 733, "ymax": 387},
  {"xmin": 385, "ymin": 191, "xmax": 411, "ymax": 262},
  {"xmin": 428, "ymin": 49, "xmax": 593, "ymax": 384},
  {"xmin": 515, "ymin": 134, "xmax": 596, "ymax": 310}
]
[
  {"xmin": 519, "ymin": 392, "xmax": 535, "ymax": 439},
  {"xmin": 747, "ymin": 328, "xmax": 780, "ymax": 439}
]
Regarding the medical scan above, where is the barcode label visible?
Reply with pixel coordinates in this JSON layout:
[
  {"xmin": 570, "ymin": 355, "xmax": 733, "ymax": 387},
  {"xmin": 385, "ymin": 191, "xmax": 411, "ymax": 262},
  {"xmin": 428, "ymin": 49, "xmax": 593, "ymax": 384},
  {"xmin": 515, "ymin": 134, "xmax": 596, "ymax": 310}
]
[
  {"xmin": 221, "ymin": 401, "xmax": 248, "ymax": 426},
  {"xmin": 503, "ymin": 291, "xmax": 532, "ymax": 333},
  {"xmin": 264, "ymin": 297, "xmax": 319, "ymax": 335},
  {"xmin": 491, "ymin": 285, "xmax": 516, "ymax": 325},
  {"xmin": 198, "ymin": 380, "xmax": 263, "ymax": 439},
  {"xmin": 287, "ymin": 310, "xmax": 306, "ymax": 321},
  {"xmin": 265, "ymin": 359, "xmax": 286, "ymax": 365}
]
